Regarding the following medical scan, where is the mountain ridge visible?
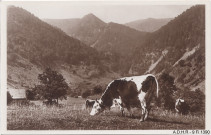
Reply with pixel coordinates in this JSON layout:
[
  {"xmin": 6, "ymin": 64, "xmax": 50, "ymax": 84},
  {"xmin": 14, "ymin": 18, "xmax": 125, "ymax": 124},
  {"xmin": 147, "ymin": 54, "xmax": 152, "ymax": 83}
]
[
  {"xmin": 125, "ymin": 18, "xmax": 173, "ymax": 32},
  {"xmin": 7, "ymin": 6, "xmax": 114, "ymax": 91},
  {"xmin": 130, "ymin": 5, "xmax": 205, "ymax": 92}
]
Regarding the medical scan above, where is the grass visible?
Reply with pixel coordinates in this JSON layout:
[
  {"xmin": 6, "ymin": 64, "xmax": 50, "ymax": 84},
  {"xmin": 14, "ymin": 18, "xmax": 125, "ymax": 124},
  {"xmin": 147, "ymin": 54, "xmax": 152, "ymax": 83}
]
[{"xmin": 7, "ymin": 97, "xmax": 205, "ymax": 130}]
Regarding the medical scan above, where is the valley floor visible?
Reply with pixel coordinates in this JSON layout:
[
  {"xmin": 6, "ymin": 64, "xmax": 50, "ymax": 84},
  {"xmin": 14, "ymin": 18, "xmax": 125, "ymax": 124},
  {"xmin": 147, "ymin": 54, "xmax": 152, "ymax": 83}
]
[{"xmin": 7, "ymin": 97, "xmax": 205, "ymax": 130}]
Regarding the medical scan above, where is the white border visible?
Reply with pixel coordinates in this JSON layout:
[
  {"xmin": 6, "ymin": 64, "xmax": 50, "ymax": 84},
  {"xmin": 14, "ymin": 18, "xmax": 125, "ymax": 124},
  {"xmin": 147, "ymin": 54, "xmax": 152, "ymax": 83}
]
[
  {"xmin": 1, "ymin": 1, "xmax": 8, "ymax": 133},
  {"xmin": 1, "ymin": 0, "xmax": 211, "ymax": 134}
]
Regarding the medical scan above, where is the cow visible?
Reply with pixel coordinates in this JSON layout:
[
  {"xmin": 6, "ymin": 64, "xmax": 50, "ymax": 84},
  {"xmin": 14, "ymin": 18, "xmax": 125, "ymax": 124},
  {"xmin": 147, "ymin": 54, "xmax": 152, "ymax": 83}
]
[
  {"xmin": 85, "ymin": 99, "xmax": 95, "ymax": 109},
  {"xmin": 90, "ymin": 74, "xmax": 159, "ymax": 122},
  {"xmin": 175, "ymin": 98, "xmax": 189, "ymax": 115},
  {"xmin": 43, "ymin": 99, "xmax": 57, "ymax": 106}
]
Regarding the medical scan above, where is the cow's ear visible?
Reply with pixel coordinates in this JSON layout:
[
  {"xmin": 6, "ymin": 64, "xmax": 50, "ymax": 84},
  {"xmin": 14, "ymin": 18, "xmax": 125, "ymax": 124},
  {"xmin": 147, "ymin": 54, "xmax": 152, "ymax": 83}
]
[{"xmin": 96, "ymin": 99, "xmax": 98, "ymax": 103}]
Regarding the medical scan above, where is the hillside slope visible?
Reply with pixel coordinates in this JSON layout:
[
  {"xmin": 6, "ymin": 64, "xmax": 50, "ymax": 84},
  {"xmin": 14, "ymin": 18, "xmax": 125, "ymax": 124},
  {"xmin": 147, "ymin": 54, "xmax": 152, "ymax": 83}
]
[
  {"xmin": 7, "ymin": 6, "xmax": 115, "ymax": 90},
  {"xmin": 125, "ymin": 18, "xmax": 172, "ymax": 32},
  {"xmin": 130, "ymin": 5, "xmax": 205, "ymax": 92}
]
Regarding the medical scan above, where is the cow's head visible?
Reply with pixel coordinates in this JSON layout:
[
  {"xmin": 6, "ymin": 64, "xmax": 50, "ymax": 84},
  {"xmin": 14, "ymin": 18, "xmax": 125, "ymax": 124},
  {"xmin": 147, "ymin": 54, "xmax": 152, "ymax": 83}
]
[
  {"xmin": 175, "ymin": 98, "xmax": 185, "ymax": 112},
  {"xmin": 90, "ymin": 99, "xmax": 105, "ymax": 116}
]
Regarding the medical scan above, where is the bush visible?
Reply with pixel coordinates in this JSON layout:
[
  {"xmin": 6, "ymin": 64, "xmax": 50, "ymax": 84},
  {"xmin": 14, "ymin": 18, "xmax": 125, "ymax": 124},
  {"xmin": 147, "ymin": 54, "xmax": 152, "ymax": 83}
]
[
  {"xmin": 26, "ymin": 89, "xmax": 36, "ymax": 100},
  {"xmin": 158, "ymin": 72, "xmax": 176, "ymax": 110},
  {"xmin": 70, "ymin": 92, "xmax": 77, "ymax": 97},
  {"xmin": 93, "ymin": 85, "xmax": 103, "ymax": 95},
  {"xmin": 82, "ymin": 90, "xmax": 91, "ymax": 99},
  {"xmin": 179, "ymin": 60, "xmax": 185, "ymax": 67},
  {"xmin": 181, "ymin": 89, "xmax": 205, "ymax": 113}
]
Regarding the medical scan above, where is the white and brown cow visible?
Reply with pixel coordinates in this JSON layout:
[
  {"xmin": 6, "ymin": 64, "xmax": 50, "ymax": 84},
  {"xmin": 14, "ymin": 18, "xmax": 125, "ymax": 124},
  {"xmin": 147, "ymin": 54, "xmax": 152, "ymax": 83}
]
[
  {"xmin": 85, "ymin": 99, "xmax": 95, "ymax": 109},
  {"xmin": 175, "ymin": 98, "xmax": 189, "ymax": 115},
  {"xmin": 90, "ymin": 74, "xmax": 159, "ymax": 122}
]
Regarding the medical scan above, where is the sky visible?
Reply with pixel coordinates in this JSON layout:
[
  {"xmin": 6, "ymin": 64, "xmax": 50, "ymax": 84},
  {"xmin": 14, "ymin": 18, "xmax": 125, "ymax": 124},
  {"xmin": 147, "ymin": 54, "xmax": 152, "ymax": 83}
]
[{"xmin": 11, "ymin": 2, "xmax": 192, "ymax": 24}]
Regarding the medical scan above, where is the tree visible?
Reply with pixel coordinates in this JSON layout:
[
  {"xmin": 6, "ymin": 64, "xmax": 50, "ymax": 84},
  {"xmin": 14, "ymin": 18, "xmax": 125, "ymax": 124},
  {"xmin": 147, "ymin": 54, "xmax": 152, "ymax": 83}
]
[
  {"xmin": 93, "ymin": 85, "xmax": 103, "ymax": 95},
  {"xmin": 36, "ymin": 68, "xmax": 68, "ymax": 104},
  {"xmin": 26, "ymin": 89, "xmax": 36, "ymax": 100},
  {"xmin": 158, "ymin": 73, "xmax": 176, "ymax": 110}
]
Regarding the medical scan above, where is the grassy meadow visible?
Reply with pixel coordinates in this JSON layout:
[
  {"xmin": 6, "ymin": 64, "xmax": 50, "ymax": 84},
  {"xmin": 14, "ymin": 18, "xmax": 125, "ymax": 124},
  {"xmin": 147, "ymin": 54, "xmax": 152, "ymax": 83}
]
[{"xmin": 7, "ymin": 97, "xmax": 205, "ymax": 130}]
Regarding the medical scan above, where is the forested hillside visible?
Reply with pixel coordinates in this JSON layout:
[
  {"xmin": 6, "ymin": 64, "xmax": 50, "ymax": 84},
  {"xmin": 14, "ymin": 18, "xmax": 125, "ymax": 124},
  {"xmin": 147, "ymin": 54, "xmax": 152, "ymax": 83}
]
[
  {"xmin": 8, "ymin": 7, "xmax": 103, "ymax": 67},
  {"xmin": 130, "ymin": 5, "xmax": 205, "ymax": 92},
  {"xmin": 7, "ymin": 6, "xmax": 114, "ymax": 90}
]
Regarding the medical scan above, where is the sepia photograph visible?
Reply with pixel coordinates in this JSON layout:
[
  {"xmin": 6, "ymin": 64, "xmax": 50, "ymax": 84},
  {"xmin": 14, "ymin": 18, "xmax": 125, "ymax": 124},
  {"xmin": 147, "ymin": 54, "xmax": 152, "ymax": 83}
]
[{"xmin": 6, "ymin": 2, "xmax": 206, "ymax": 130}]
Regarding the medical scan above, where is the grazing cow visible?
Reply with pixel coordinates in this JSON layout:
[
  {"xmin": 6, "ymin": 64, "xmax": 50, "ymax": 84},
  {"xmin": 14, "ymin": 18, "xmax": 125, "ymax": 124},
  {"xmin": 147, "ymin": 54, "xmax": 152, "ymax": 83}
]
[
  {"xmin": 43, "ymin": 99, "xmax": 57, "ymax": 106},
  {"xmin": 90, "ymin": 74, "xmax": 159, "ymax": 122},
  {"xmin": 85, "ymin": 99, "xmax": 95, "ymax": 109},
  {"xmin": 175, "ymin": 98, "xmax": 189, "ymax": 115}
]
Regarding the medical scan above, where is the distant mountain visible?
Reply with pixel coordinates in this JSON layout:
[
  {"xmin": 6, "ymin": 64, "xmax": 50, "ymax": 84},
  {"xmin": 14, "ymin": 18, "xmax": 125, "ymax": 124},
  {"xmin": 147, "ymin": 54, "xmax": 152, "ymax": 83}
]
[
  {"xmin": 7, "ymin": 6, "xmax": 111, "ymax": 89},
  {"xmin": 129, "ymin": 5, "xmax": 205, "ymax": 92},
  {"xmin": 44, "ymin": 13, "xmax": 106, "ymax": 45},
  {"xmin": 43, "ymin": 18, "xmax": 80, "ymax": 35},
  {"xmin": 44, "ymin": 14, "xmax": 147, "ymax": 52},
  {"xmin": 125, "ymin": 18, "xmax": 172, "ymax": 32},
  {"xmin": 44, "ymin": 14, "xmax": 148, "ymax": 73}
]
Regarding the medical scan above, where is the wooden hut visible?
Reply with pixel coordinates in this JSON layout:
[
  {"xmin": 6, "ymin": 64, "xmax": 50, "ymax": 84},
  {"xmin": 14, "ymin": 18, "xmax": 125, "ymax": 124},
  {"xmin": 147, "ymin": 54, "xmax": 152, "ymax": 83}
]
[{"xmin": 7, "ymin": 88, "xmax": 27, "ymax": 105}]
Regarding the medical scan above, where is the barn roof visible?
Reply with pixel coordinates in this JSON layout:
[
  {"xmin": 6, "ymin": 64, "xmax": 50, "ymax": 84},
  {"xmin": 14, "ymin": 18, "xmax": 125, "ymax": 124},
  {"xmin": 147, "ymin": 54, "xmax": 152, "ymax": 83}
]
[{"xmin": 8, "ymin": 89, "xmax": 26, "ymax": 99}]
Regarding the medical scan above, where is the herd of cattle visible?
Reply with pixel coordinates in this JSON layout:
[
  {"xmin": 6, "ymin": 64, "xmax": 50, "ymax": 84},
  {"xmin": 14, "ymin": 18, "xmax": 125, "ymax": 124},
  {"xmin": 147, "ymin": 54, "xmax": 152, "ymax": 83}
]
[{"xmin": 85, "ymin": 74, "xmax": 190, "ymax": 122}]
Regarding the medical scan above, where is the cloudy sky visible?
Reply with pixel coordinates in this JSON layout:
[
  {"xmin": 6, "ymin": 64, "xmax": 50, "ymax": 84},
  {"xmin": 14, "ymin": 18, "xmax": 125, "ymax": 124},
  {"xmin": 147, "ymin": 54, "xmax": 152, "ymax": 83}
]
[{"xmin": 11, "ymin": 2, "xmax": 192, "ymax": 23}]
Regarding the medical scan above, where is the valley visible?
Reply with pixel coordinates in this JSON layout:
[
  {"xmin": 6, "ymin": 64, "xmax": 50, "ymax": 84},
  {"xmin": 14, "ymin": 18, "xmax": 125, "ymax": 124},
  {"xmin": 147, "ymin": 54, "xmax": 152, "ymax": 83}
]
[{"xmin": 8, "ymin": 5, "xmax": 205, "ymax": 99}]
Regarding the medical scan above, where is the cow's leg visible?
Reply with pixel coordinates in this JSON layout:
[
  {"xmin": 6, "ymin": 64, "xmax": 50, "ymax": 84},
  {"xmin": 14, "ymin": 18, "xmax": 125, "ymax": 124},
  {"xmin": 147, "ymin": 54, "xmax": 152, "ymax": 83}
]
[
  {"xmin": 140, "ymin": 101, "xmax": 147, "ymax": 122},
  {"xmin": 120, "ymin": 106, "xmax": 125, "ymax": 116},
  {"xmin": 144, "ymin": 108, "xmax": 149, "ymax": 121},
  {"xmin": 126, "ymin": 106, "xmax": 134, "ymax": 117},
  {"xmin": 138, "ymin": 92, "xmax": 147, "ymax": 122},
  {"xmin": 144, "ymin": 106, "xmax": 151, "ymax": 120}
]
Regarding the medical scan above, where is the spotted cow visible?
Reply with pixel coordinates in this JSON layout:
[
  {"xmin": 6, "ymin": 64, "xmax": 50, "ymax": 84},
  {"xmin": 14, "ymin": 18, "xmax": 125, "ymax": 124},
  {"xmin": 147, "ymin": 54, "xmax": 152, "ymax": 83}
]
[
  {"xmin": 85, "ymin": 99, "xmax": 95, "ymax": 109},
  {"xmin": 90, "ymin": 74, "xmax": 159, "ymax": 122},
  {"xmin": 175, "ymin": 98, "xmax": 189, "ymax": 115}
]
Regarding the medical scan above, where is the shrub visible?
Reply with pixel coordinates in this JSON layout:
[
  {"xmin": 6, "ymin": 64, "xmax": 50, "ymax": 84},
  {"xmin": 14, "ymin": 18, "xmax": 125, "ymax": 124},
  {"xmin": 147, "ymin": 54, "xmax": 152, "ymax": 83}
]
[
  {"xmin": 93, "ymin": 85, "xmax": 103, "ymax": 95},
  {"xmin": 181, "ymin": 89, "xmax": 205, "ymax": 113},
  {"xmin": 158, "ymin": 72, "xmax": 176, "ymax": 110},
  {"xmin": 179, "ymin": 60, "xmax": 185, "ymax": 67},
  {"xmin": 82, "ymin": 90, "xmax": 91, "ymax": 99},
  {"xmin": 26, "ymin": 89, "xmax": 36, "ymax": 100}
]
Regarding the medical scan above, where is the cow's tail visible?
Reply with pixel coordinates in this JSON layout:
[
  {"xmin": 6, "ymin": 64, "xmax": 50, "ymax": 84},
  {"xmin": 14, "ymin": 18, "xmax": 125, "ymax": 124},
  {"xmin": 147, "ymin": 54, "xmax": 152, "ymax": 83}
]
[{"xmin": 151, "ymin": 74, "xmax": 159, "ymax": 98}]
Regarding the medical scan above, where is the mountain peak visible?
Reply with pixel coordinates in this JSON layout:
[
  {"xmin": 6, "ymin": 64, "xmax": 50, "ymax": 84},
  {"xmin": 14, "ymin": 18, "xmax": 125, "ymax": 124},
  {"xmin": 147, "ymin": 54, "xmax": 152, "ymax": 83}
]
[
  {"xmin": 81, "ymin": 13, "xmax": 106, "ymax": 26},
  {"xmin": 82, "ymin": 13, "xmax": 98, "ymax": 20}
]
